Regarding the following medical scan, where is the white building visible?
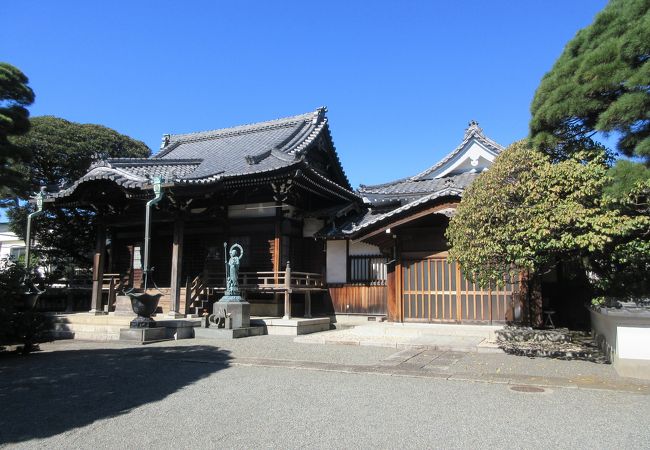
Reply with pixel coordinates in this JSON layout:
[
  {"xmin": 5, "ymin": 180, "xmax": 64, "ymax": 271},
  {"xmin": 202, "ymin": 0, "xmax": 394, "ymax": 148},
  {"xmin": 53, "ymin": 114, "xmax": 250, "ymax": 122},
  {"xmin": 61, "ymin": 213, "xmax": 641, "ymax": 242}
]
[{"xmin": 0, "ymin": 222, "xmax": 26, "ymax": 264}]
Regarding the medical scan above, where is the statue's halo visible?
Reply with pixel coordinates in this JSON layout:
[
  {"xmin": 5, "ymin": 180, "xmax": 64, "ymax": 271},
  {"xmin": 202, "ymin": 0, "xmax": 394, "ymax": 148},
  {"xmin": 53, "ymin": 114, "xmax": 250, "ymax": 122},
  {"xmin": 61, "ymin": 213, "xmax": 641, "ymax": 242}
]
[{"xmin": 230, "ymin": 243, "xmax": 244, "ymax": 259}]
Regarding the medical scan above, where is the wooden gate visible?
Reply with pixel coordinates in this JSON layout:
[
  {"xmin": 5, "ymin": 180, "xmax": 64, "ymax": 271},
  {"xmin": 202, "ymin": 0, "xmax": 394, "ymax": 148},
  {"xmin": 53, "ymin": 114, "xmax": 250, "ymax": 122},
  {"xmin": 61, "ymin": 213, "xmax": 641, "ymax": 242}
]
[{"xmin": 401, "ymin": 258, "xmax": 517, "ymax": 324}]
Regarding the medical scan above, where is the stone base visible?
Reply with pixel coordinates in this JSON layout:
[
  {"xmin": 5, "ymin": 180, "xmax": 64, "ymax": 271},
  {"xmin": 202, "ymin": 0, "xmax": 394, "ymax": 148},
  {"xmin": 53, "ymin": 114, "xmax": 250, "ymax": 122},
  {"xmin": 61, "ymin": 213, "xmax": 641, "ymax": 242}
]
[
  {"xmin": 250, "ymin": 317, "xmax": 330, "ymax": 335},
  {"xmin": 214, "ymin": 300, "xmax": 250, "ymax": 329},
  {"xmin": 219, "ymin": 295, "xmax": 244, "ymax": 302},
  {"xmin": 249, "ymin": 297, "xmax": 283, "ymax": 317},
  {"xmin": 130, "ymin": 317, "xmax": 157, "ymax": 328},
  {"xmin": 193, "ymin": 326, "xmax": 264, "ymax": 339},
  {"xmin": 112, "ymin": 295, "xmax": 137, "ymax": 317},
  {"xmin": 119, "ymin": 327, "xmax": 168, "ymax": 344},
  {"xmin": 156, "ymin": 319, "xmax": 200, "ymax": 340}
]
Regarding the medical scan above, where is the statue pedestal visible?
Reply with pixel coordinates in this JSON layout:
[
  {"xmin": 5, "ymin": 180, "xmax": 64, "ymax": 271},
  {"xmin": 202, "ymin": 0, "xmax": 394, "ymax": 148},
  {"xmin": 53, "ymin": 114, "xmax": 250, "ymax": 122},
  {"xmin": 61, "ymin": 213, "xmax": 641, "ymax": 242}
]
[{"xmin": 214, "ymin": 298, "xmax": 250, "ymax": 329}]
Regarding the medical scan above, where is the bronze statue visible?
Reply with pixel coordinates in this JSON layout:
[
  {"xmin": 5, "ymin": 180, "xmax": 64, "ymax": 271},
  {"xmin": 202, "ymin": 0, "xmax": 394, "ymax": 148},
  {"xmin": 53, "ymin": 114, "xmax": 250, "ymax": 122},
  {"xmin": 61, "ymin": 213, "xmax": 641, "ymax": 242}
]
[{"xmin": 225, "ymin": 243, "xmax": 243, "ymax": 296}]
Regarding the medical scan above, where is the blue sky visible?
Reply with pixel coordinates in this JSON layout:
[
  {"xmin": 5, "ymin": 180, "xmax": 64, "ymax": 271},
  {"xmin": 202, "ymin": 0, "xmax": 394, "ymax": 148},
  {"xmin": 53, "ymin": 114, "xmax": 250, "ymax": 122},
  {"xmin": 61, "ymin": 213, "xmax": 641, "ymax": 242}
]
[{"xmin": 2, "ymin": 0, "xmax": 608, "ymax": 188}]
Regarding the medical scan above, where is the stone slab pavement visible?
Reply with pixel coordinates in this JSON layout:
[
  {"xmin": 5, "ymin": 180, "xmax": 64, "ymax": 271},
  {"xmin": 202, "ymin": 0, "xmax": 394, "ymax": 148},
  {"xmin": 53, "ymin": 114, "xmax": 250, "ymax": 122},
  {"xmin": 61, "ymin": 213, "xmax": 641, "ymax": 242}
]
[{"xmin": 294, "ymin": 324, "xmax": 503, "ymax": 353}]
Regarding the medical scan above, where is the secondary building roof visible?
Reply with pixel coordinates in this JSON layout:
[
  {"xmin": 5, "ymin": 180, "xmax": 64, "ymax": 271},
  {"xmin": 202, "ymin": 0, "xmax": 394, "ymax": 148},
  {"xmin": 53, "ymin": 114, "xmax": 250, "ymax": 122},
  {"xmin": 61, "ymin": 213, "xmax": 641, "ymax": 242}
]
[{"xmin": 323, "ymin": 121, "xmax": 505, "ymax": 239}]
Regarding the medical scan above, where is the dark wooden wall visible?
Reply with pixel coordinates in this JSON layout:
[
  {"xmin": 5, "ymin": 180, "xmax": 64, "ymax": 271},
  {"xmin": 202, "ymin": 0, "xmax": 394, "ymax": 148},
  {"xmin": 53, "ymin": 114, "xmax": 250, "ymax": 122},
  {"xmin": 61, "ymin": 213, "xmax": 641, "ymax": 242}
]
[{"xmin": 327, "ymin": 284, "xmax": 387, "ymax": 315}]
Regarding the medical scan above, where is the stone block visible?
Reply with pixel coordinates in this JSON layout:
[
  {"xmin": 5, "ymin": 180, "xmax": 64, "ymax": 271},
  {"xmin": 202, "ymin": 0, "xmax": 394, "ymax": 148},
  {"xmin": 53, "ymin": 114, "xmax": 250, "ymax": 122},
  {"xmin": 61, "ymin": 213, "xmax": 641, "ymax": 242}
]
[
  {"xmin": 214, "ymin": 300, "xmax": 250, "ymax": 329},
  {"xmin": 119, "ymin": 327, "xmax": 168, "ymax": 344},
  {"xmin": 193, "ymin": 326, "xmax": 264, "ymax": 339}
]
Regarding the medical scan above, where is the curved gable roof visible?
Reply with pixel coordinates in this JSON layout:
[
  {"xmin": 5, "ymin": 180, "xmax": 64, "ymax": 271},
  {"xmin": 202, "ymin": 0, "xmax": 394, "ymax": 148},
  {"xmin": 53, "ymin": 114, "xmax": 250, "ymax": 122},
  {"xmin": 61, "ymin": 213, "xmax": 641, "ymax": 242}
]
[
  {"xmin": 48, "ymin": 108, "xmax": 355, "ymax": 200},
  {"xmin": 154, "ymin": 107, "xmax": 352, "ymax": 189},
  {"xmin": 358, "ymin": 121, "xmax": 503, "ymax": 205}
]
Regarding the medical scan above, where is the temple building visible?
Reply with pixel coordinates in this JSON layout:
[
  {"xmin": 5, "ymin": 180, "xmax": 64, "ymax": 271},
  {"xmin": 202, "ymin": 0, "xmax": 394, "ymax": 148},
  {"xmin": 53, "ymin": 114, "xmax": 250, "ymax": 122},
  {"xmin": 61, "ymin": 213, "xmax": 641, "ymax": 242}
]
[
  {"xmin": 321, "ymin": 120, "xmax": 521, "ymax": 324},
  {"xmin": 43, "ymin": 108, "xmax": 524, "ymax": 326}
]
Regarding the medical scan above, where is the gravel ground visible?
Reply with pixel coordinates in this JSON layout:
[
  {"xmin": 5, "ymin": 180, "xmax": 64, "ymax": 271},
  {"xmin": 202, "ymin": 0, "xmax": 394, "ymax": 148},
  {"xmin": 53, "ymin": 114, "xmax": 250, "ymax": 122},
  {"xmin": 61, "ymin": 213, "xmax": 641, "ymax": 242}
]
[
  {"xmin": 1, "ymin": 339, "xmax": 648, "ymax": 449},
  {"xmin": 36, "ymin": 336, "xmax": 397, "ymax": 366}
]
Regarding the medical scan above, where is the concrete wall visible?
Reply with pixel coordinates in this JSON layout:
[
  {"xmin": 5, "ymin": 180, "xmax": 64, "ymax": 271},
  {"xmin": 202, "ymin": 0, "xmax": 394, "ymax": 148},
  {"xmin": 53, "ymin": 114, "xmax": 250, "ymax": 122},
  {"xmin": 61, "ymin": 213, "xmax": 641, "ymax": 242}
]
[
  {"xmin": 591, "ymin": 307, "xmax": 650, "ymax": 380},
  {"xmin": 326, "ymin": 240, "xmax": 347, "ymax": 283}
]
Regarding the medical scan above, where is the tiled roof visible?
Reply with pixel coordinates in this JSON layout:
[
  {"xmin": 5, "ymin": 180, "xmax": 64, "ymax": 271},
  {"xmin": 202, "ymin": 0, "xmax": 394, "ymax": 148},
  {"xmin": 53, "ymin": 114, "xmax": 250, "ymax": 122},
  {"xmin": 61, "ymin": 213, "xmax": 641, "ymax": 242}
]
[
  {"xmin": 320, "ymin": 187, "xmax": 463, "ymax": 238},
  {"xmin": 359, "ymin": 172, "xmax": 477, "ymax": 205},
  {"xmin": 50, "ymin": 159, "xmax": 202, "ymax": 198},
  {"xmin": 358, "ymin": 121, "xmax": 503, "ymax": 204},
  {"xmin": 49, "ymin": 108, "xmax": 355, "ymax": 199},
  {"xmin": 407, "ymin": 121, "xmax": 503, "ymax": 181},
  {"xmin": 323, "ymin": 121, "xmax": 504, "ymax": 239}
]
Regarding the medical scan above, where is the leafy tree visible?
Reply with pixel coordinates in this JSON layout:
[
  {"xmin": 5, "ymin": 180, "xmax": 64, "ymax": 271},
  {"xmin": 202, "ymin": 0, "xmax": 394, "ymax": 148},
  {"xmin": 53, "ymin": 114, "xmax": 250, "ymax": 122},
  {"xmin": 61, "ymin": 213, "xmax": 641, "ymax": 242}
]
[
  {"xmin": 593, "ymin": 162, "xmax": 650, "ymax": 296},
  {"xmin": 0, "ymin": 259, "xmax": 50, "ymax": 354},
  {"xmin": 8, "ymin": 116, "xmax": 151, "ymax": 269},
  {"xmin": 530, "ymin": 0, "xmax": 650, "ymax": 163},
  {"xmin": 0, "ymin": 63, "xmax": 34, "ymax": 205},
  {"xmin": 604, "ymin": 159, "xmax": 650, "ymax": 200},
  {"xmin": 446, "ymin": 141, "xmax": 647, "ymax": 296}
]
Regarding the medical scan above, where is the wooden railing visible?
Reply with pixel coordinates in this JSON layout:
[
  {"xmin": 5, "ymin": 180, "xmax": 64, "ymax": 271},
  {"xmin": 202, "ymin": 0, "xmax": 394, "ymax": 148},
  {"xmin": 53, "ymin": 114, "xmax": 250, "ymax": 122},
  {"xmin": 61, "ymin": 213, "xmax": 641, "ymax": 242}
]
[
  {"xmin": 185, "ymin": 263, "xmax": 324, "ymax": 314},
  {"xmin": 39, "ymin": 272, "xmax": 127, "ymax": 312}
]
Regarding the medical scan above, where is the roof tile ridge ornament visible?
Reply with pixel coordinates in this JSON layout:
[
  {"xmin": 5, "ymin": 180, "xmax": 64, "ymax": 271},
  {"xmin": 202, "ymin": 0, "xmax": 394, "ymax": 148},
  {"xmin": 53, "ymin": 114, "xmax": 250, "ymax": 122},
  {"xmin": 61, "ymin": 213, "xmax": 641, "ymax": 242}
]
[
  {"xmin": 160, "ymin": 133, "xmax": 171, "ymax": 150},
  {"xmin": 245, "ymin": 149, "xmax": 272, "ymax": 165},
  {"xmin": 164, "ymin": 109, "xmax": 322, "ymax": 145},
  {"xmin": 107, "ymin": 158, "xmax": 203, "ymax": 168},
  {"xmin": 358, "ymin": 174, "xmax": 417, "ymax": 192},
  {"xmin": 88, "ymin": 158, "xmax": 113, "ymax": 170},
  {"xmin": 407, "ymin": 120, "xmax": 503, "ymax": 182},
  {"xmin": 105, "ymin": 166, "xmax": 150, "ymax": 183},
  {"xmin": 288, "ymin": 112, "xmax": 328, "ymax": 156},
  {"xmin": 466, "ymin": 119, "xmax": 482, "ymax": 135},
  {"xmin": 153, "ymin": 140, "xmax": 181, "ymax": 158}
]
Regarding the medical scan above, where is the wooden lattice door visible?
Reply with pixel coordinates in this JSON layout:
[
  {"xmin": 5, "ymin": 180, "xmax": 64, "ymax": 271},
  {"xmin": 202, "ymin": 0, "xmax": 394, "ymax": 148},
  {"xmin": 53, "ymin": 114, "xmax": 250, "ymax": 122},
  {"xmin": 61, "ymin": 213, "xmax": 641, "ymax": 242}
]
[{"xmin": 401, "ymin": 258, "xmax": 518, "ymax": 324}]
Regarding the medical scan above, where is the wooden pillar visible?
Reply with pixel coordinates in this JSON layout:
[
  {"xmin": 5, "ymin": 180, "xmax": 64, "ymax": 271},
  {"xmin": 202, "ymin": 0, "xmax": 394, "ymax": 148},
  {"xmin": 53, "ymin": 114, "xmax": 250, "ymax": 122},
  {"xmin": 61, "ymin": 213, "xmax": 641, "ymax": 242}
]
[
  {"xmin": 386, "ymin": 237, "xmax": 402, "ymax": 322},
  {"xmin": 90, "ymin": 221, "xmax": 106, "ymax": 314},
  {"xmin": 304, "ymin": 291, "xmax": 312, "ymax": 318},
  {"xmin": 456, "ymin": 263, "xmax": 462, "ymax": 323},
  {"xmin": 386, "ymin": 262, "xmax": 397, "ymax": 321},
  {"xmin": 273, "ymin": 204, "xmax": 282, "ymax": 284},
  {"xmin": 168, "ymin": 216, "xmax": 185, "ymax": 317},
  {"xmin": 273, "ymin": 204, "xmax": 282, "ymax": 312},
  {"xmin": 283, "ymin": 261, "xmax": 292, "ymax": 319}
]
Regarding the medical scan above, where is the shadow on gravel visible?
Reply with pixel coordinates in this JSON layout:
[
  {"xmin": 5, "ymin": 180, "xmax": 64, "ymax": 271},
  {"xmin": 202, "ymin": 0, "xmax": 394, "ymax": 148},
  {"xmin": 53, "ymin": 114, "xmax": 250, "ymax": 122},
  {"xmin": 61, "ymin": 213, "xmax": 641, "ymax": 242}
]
[{"xmin": 0, "ymin": 345, "xmax": 231, "ymax": 445}]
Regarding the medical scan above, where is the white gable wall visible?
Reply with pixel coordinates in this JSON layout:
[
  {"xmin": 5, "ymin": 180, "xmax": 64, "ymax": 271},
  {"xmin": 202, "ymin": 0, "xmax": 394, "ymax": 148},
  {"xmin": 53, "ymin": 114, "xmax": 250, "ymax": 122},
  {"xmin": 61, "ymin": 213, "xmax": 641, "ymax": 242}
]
[
  {"xmin": 414, "ymin": 138, "xmax": 498, "ymax": 180},
  {"xmin": 435, "ymin": 140, "xmax": 496, "ymax": 178}
]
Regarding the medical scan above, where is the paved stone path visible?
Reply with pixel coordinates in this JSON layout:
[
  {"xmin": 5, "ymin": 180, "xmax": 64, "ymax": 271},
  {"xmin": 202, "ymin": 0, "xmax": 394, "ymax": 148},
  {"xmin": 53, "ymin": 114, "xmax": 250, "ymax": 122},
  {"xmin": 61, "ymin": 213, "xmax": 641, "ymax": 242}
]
[{"xmin": 293, "ymin": 326, "xmax": 491, "ymax": 352}]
